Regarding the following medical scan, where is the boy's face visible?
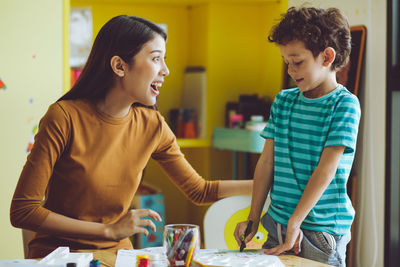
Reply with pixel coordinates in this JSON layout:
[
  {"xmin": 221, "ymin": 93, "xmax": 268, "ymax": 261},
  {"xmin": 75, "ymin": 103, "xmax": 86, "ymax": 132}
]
[{"xmin": 280, "ymin": 40, "xmax": 335, "ymax": 98}]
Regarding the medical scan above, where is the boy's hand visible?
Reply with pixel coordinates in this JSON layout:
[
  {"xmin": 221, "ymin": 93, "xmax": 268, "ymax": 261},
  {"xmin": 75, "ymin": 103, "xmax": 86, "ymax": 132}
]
[
  {"xmin": 234, "ymin": 220, "xmax": 258, "ymax": 247},
  {"xmin": 264, "ymin": 222, "xmax": 301, "ymax": 255}
]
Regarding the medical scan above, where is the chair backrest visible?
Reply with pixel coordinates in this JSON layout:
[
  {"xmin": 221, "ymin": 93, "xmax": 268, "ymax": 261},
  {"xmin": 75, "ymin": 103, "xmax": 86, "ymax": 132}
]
[
  {"xmin": 203, "ymin": 195, "xmax": 270, "ymax": 249},
  {"xmin": 22, "ymin": 229, "xmax": 35, "ymax": 258}
]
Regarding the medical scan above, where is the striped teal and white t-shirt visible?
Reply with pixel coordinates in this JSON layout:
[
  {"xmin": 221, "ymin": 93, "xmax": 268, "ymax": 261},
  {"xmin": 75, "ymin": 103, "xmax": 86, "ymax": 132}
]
[{"xmin": 261, "ymin": 84, "xmax": 361, "ymax": 235}]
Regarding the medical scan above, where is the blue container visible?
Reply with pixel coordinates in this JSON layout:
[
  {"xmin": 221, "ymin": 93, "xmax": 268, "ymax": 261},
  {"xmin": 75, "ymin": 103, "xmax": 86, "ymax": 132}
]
[{"xmin": 133, "ymin": 194, "xmax": 165, "ymax": 248}]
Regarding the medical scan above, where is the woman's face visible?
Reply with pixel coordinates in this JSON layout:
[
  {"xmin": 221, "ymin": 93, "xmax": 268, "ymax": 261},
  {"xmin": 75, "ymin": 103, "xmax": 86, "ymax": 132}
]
[{"xmin": 121, "ymin": 34, "xmax": 169, "ymax": 106}]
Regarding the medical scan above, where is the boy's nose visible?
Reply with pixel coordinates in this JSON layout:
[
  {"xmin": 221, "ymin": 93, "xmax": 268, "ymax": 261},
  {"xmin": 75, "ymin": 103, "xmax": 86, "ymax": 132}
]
[
  {"xmin": 288, "ymin": 64, "xmax": 293, "ymax": 72},
  {"xmin": 288, "ymin": 65, "xmax": 296, "ymax": 76}
]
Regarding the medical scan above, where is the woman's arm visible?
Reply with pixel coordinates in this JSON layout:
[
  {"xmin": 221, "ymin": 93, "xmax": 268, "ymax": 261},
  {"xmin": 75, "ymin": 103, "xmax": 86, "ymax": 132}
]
[
  {"xmin": 10, "ymin": 103, "xmax": 69, "ymax": 230},
  {"xmin": 217, "ymin": 179, "xmax": 253, "ymax": 199},
  {"xmin": 37, "ymin": 209, "xmax": 161, "ymax": 241}
]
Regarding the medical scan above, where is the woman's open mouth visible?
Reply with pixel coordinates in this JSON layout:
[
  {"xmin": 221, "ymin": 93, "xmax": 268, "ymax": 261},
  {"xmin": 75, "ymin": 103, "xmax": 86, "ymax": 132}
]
[{"xmin": 150, "ymin": 82, "xmax": 161, "ymax": 96}]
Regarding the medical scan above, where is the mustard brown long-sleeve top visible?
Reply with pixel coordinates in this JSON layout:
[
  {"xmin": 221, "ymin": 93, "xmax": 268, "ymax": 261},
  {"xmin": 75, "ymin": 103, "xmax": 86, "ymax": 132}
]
[{"xmin": 10, "ymin": 99, "xmax": 219, "ymax": 258}]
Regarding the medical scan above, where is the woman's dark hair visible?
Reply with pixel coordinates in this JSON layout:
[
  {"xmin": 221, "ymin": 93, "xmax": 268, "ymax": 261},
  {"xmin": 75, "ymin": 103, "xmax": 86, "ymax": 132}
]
[
  {"xmin": 59, "ymin": 15, "xmax": 167, "ymax": 103},
  {"xmin": 268, "ymin": 7, "xmax": 351, "ymax": 71}
]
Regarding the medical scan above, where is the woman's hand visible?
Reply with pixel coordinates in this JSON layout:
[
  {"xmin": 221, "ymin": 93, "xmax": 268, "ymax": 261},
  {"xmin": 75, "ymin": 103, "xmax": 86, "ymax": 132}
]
[
  {"xmin": 234, "ymin": 219, "xmax": 258, "ymax": 247},
  {"xmin": 105, "ymin": 209, "xmax": 162, "ymax": 241}
]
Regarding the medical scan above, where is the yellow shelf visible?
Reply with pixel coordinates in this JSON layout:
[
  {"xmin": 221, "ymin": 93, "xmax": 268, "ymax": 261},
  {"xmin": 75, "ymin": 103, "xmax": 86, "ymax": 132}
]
[{"xmin": 177, "ymin": 138, "xmax": 211, "ymax": 148}]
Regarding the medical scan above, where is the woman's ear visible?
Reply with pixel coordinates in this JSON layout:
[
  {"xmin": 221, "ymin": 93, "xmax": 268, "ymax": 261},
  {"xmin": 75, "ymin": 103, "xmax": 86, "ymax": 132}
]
[
  {"xmin": 322, "ymin": 47, "xmax": 336, "ymax": 67},
  {"xmin": 110, "ymin": 56, "xmax": 125, "ymax": 77}
]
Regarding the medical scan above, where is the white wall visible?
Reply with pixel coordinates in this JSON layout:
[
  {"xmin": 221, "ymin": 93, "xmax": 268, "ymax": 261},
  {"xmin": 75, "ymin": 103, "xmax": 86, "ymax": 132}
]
[
  {"xmin": 288, "ymin": 1, "xmax": 386, "ymax": 267},
  {"xmin": 0, "ymin": 0, "xmax": 64, "ymax": 259}
]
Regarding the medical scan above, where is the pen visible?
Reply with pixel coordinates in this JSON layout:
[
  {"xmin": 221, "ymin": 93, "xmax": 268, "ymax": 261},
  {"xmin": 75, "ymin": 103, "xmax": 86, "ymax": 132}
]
[{"xmin": 240, "ymin": 220, "xmax": 253, "ymax": 252}]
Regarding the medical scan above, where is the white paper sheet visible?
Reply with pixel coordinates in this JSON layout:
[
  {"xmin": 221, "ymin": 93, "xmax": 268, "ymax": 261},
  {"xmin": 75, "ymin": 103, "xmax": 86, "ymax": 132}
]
[
  {"xmin": 0, "ymin": 259, "xmax": 50, "ymax": 267},
  {"xmin": 195, "ymin": 249, "xmax": 285, "ymax": 267},
  {"xmin": 115, "ymin": 247, "xmax": 285, "ymax": 267}
]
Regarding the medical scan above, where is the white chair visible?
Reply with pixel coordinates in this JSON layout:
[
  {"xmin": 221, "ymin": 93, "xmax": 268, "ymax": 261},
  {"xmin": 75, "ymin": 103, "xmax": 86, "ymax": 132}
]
[
  {"xmin": 22, "ymin": 229, "xmax": 35, "ymax": 258},
  {"xmin": 203, "ymin": 195, "xmax": 270, "ymax": 249}
]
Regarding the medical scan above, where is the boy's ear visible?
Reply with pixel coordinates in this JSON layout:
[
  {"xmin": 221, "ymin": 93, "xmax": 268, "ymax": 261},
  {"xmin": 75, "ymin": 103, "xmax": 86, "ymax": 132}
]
[
  {"xmin": 110, "ymin": 56, "xmax": 126, "ymax": 77},
  {"xmin": 322, "ymin": 47, "xmax": 336, "ymax": 67}
]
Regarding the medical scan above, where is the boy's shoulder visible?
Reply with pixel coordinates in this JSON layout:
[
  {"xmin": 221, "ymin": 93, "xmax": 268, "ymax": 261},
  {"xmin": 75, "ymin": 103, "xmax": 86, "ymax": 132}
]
[
  {"xmin": 279, "ymin": 87, "xmax": 299, "ymax": 95},
  {"xmin": 334, "ymin": 85, "xmax": 360, "ymax": 105},
  {"xmin": 276, "ymin": 87, "xmax": 299, "ymax": 100},
  {"xmin": 273, "ymin": 85, "xmax": 360, "ymax": 107}
]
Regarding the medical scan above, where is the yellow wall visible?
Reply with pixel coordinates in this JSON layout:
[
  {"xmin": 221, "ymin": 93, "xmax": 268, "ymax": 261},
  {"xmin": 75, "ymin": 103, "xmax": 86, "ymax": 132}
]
[
  {"xmin": 0, "ymin": 0, "xmax": 65, "ymax": 259},
  {"xmin": 187, "ymin": 4, "xmax": 209, "ymax": 67},
  {"xmin": 206, "ymin": 2, "xmax": 284, "ymax": 138}
]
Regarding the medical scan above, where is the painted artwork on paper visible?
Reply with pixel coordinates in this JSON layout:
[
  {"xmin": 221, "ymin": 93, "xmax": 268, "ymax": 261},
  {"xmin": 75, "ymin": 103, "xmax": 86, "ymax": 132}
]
[
  {"xmin": 0, "ymin": 77, "xmax": 7, "ymax": 90},
  {"xmin": 195, "ymin": 249, "xmax": 285, "ymax": 267},
  {"xmin": 70, "ymin": 7, "xmax": 93, "ymax": 68},
  {"xmin": 26, "ymin": 125, "xmax": 38, "ymax": 153}
]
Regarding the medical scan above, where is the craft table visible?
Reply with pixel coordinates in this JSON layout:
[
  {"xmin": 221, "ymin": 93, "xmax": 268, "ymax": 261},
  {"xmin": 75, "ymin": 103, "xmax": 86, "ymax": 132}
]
[{"xmin": 82, "ymin": 248, "xmax": 334, "ymax": 267}]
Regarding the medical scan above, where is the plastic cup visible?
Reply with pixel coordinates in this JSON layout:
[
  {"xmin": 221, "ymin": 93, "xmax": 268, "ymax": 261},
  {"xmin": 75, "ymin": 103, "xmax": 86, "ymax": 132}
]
[{"xmin": 163, "ymin": 224, "xmax": 200, "ymax": 267}]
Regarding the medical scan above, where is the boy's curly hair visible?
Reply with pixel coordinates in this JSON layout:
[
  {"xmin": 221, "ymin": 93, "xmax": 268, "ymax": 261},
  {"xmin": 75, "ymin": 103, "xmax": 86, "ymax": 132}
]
[{"xmin": 269, "ymin": 6, "xmax": 351, "ymax": 71}]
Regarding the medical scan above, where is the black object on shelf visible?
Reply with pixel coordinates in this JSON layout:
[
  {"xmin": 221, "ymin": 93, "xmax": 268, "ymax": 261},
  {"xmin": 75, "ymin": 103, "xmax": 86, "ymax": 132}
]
[{"xmin": 225, "ymin": 94, "xmax": 271, "ymax": 128}]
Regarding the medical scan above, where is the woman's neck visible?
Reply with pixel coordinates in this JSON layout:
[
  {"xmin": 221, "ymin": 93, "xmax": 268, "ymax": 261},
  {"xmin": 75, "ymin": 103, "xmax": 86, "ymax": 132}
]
[{"xmin": 95, "ymin": 95, "xmax": 132, "ymax": 118}]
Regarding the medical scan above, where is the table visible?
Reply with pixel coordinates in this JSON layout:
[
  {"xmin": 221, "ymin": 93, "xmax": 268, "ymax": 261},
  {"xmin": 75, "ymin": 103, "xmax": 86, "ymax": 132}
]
[{"xmin": 84, "ymin": 249, "xmax": 333, "ymax": 267}]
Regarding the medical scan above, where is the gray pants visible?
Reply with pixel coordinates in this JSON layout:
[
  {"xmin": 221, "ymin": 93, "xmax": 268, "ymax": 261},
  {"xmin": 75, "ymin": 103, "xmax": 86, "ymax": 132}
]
[{"xmin": 261, "ymin": 213, "xmax": 351, "ymax": 267}]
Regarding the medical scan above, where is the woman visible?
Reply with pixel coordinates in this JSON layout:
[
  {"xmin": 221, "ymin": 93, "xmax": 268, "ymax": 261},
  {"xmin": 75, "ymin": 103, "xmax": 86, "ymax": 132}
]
[{"xmin": 10, "ymin": 15, "xmax": 252, "ymax": 258}]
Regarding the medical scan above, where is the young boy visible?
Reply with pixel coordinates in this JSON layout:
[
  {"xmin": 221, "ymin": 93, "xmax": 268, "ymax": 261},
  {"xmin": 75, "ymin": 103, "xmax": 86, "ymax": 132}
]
[{"xmin": 234, "ymin": 6, "xmax": 360, "ymax": 267}]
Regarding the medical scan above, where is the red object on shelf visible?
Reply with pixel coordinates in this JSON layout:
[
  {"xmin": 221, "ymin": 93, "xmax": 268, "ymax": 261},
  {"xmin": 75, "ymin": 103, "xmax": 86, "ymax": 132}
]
[
  {"xmin": 74, "ymin": 69, "xmax": 82, "ymax": 80},
  {"xmin": 184, "ymin": 121, "xmax": 197, "ymax": 138},
  {"xmin": 229, "ymin": 114, "xmax": 243, "ymax": 129},
  {"xmin": 70, "ymin": 68, "xmax": 83, "ymax": 86}
]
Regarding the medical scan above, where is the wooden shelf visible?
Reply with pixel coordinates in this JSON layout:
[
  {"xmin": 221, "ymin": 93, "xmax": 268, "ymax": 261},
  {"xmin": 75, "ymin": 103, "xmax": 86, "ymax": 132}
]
[
  {"xmin": 177, "ymin": 138, "xmax": 211, "ymax": 148},
  {"xmin": 212, "ymin": 127, "xmax": 265, "ymax": 153}
]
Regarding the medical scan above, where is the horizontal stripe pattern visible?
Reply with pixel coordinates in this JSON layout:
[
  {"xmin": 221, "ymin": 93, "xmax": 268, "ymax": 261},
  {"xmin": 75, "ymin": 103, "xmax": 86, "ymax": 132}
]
[{"xmin": 261, "ymin": 85, "xmax": 360, "ymax": 235}]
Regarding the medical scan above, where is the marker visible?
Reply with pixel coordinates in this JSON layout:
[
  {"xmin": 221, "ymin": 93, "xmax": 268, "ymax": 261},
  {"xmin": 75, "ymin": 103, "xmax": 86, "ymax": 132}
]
[
  {"xmin": 185, "ymin": 230, "xmax": 197, "ymax": 267},
  {"xmin": 240, "ymin": 220, "xmax": 253, "ymax": 252}
]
